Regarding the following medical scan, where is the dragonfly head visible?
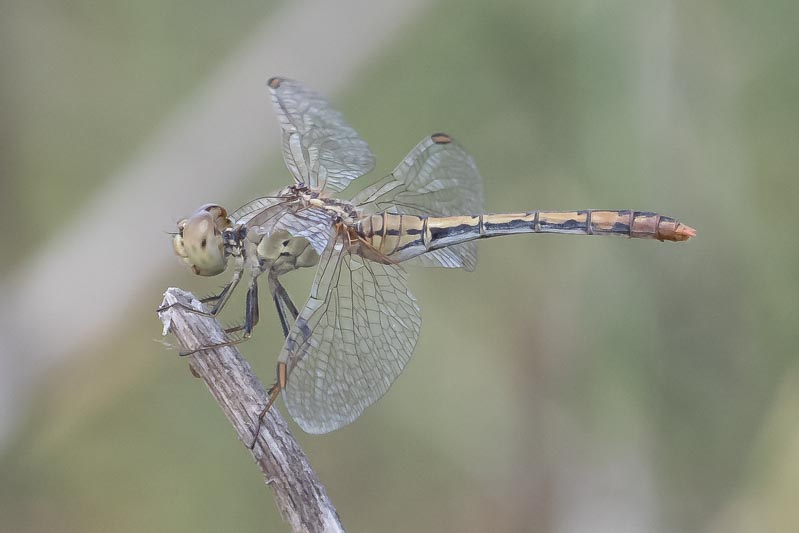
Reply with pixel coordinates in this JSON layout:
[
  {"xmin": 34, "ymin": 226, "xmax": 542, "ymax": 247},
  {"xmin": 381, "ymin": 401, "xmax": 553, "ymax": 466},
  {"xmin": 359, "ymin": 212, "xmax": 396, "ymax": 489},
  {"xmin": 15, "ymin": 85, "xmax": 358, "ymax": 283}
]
[{"xmin": 172, "ymin": 204, "xmax": 231, "ymax": 276}]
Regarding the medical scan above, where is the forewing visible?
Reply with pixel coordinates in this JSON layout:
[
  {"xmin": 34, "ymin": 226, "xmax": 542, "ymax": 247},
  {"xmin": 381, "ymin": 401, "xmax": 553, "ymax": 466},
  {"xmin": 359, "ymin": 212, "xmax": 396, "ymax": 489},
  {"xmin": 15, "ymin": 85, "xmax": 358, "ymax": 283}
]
[
  {"xmin": 269, "ymin": 208, "xmax": 337, "ymax": 255},
  {"xmin": 231, "ymin": 196, "xmax": 337, "ymax": 255},
  {"xmin": 229, "ymin": 196, "xmax": 288, "ymax": 226},
  {"xmin": 352, "ymin": 133, "xmax": 485, "ymax": 270},
  {"xmin": 268, "ymin": 77, "xmax": 376, "ymax": 193},
  {"xmin": 280, "ymin": 231, "xmax": 421, "ymax": 433}
]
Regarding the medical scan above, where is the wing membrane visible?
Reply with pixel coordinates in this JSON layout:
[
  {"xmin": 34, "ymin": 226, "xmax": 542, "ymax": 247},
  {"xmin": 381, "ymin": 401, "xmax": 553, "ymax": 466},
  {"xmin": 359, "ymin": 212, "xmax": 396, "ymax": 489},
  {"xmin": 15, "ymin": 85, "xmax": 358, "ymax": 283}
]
[
  {"xmin": 279, "ymin": 230, "xmax": 421, "ymax": 433},
  {"xmin": 268, "ymin": 77, "xmax": 375, "ymax": 193},
  {"xmin": 231, "ymin": 196, "xmax": 336, "ymax": 255},
  {"xmin": 352, "ymin": 133, "xmax": 485, "ymax": 270},
  {"xmin": 230, "ymin": 196, "xmax": 289, "ymax": 225},
  {"xmin": 249, "ymin": 207, "xmax": 335, "ymax": 256}
]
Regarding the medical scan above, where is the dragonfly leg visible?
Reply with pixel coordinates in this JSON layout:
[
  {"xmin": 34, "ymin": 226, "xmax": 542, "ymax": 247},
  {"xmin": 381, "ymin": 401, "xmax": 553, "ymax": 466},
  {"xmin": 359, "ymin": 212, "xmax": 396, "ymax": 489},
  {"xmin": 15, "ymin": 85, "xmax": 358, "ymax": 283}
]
[
  {"xmin": 274, "ymin": 278, "xmax": 300, "ymax": 319},
  {"xmin": 157, "ymin": 300, "xmax": 214, "ymax": 318},
  {"xmin": 178, "ymin": 335, "xmax": 248, "ymax": 357},
  {"xmin": 174, "ymin": 312, "xmax": 255, "ymax": 356},
  {"xmin": 246, "ymin": 276, "xmax": 301, "ymax": 448},
  {"xmin": 157, "ymin": 268, "xmax": 243, "ymax": 317},
  {"xmin": 244, "ymin": 277, "xmax": 260, "ymax": 337},
  {"xmin": 196, "ymin": 271, "xmax": 260, "ymax": 346},
  {"xmin": 249, "ymin": 362, "xmax": 287, "ymax": 449},
  {"xmin": 164, "ymin": 269, "xmax": 250, "ymax": 355},
  {"xmin": 268, "ymin": 274, "xmax": 300, "ymax": 339},
  {"xmin": 189, "ymin": 276, "xmax": 260, "ymax": 355},
  {"xmin": 246, "ymin": 277, "xmax": 301, "ymax": 448},
  {"xmin": 206, "ymin": 268, "xmax": 244, "ymax": 315}
]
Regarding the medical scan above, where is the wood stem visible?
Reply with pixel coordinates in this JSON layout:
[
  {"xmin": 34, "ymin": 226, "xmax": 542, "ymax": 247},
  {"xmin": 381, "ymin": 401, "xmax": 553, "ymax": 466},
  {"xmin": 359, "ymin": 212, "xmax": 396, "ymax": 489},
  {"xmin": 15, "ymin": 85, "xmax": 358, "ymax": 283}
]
[{"xmin": 158, "ymin": 287, "xmax": 344, "ymax": 533}]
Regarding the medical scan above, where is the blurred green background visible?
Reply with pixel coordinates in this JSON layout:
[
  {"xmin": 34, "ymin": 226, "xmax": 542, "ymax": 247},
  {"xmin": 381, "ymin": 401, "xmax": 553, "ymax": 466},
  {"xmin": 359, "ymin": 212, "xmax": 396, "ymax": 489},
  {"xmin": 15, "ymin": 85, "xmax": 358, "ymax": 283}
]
[{"xmin": 1, "ymin": 0, "xmax": 797, "ymax": 531}]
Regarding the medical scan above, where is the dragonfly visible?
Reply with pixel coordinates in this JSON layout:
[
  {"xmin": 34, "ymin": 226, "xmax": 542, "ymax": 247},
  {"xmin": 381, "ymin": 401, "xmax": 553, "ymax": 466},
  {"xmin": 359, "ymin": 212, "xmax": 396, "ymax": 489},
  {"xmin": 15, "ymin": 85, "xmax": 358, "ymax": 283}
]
[{"xmin": 169, "ymin": 77, "xmax": 696, "ymax": 435}]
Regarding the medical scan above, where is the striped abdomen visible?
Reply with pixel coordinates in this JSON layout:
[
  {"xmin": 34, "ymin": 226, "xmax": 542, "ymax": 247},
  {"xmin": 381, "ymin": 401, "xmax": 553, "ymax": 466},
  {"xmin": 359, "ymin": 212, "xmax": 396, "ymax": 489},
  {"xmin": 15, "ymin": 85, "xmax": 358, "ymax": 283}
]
[{"xmin": 353, "ymin": 210, "xmax": 696, "ymax": 263}]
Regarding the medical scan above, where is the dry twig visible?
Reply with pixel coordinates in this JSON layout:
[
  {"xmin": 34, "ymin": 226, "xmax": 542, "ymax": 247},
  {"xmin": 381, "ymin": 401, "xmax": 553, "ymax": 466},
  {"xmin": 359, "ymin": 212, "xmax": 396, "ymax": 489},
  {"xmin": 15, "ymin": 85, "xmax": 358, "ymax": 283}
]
[{"xmin": 158, "ymin": 287, "xmax": 344, "ymax": 533}]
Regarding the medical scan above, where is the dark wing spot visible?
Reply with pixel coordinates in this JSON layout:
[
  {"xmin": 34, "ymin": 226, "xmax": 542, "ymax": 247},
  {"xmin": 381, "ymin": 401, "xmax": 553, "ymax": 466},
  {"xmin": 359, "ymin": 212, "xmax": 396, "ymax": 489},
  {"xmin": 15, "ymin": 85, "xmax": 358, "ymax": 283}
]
[
  {"xmin": 201, "ymin": 238, "xmax": 207, "ymax": 249},
  {"xmin": 282, "ymin": 239, "xmax": 290, "ymax": 246}
]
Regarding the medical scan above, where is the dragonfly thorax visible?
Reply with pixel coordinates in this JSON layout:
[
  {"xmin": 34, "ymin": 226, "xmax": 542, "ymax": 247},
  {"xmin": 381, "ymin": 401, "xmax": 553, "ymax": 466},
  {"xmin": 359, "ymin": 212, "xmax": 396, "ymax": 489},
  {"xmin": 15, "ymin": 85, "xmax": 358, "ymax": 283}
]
[
  {"xmin": 255, "ymin": 230, "xmax": 320, "ymax": 276},
  {"xmin": 306, "ymin": 197, "xmax": 359, "ymax": 225}
]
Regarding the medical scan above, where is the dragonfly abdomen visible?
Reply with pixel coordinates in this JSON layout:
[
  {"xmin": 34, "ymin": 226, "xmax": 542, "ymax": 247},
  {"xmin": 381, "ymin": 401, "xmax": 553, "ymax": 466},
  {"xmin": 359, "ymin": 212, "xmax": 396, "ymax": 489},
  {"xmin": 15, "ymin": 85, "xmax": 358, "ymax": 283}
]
[
  {"xmin": 480, "ymin": 210, "xmax": 696, "ymax": 240},
  {"xmin": 355, "ymin": 210, "xmax": 695, "ymax": 262}
]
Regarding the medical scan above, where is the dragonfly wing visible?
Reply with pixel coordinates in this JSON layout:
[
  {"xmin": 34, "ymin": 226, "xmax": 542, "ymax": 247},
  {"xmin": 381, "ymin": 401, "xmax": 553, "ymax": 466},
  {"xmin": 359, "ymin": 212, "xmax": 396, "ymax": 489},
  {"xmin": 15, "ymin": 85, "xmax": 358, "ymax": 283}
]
[
  {"xmin": 352, "ymin": 133, "xmax": 485, "ymax": 270},
  {"xmin": 232, "ymin": 196, "xmax": 335, "ymax": 255},
  {"xmin": 268, "ymin": 77, "xmax": 376, "ymax": 194},
  {"xmin": 271, "ymin": 209, "xmax": 336, "ymax": 255},
  {"xmin": 230, "ymin": 196, "xmax": 287, "ymax": 226},
  {"xmin": 280, "ymin": 231, "xmax": 421, "ymax": 434}
]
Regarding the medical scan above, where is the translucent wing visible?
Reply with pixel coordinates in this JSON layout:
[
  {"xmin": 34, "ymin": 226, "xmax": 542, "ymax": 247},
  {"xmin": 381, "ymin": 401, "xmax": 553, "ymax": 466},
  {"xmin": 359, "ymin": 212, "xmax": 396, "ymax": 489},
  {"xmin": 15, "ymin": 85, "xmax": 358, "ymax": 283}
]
[
  {"xmin": 351, "ymin": 133, "xmax": 485, "ymax": 270},
  {"xmin": 268, "ymin": 77, "xmax": 376, "ymax": 194},
  {"xmin": 266, "ymin": 209, "xmax": 337, "ymax": 255},
  {"xmin": 229, "ymin": 195, "xmax": 288, "ymax": 225},
  {"xmin": 230, "ymin": 195, "xmax": 336, "ymax": 255},
  {"xmin": 279, "ymin": 229, "xmax": 421, "ymax": 434}
]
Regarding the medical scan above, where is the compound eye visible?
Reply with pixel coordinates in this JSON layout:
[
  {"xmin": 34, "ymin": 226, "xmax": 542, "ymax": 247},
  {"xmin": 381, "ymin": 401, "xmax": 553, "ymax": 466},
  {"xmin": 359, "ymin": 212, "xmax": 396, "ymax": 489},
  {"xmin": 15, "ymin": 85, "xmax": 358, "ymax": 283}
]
[
  {"xmin": 172, "ymin": 232, "xmax": 188, "ymax": 260},
  {"xmin": 171, "ymin": 209, "xmax": 228, "ymax": 276}
]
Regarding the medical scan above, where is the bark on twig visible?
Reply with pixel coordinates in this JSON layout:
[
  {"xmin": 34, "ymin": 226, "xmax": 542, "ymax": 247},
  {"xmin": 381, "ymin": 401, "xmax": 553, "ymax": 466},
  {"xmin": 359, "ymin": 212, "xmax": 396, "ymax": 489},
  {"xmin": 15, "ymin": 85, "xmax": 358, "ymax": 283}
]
[{"xmin": 158, "ymin": 287, "xmax": 344, "ymax": 533}]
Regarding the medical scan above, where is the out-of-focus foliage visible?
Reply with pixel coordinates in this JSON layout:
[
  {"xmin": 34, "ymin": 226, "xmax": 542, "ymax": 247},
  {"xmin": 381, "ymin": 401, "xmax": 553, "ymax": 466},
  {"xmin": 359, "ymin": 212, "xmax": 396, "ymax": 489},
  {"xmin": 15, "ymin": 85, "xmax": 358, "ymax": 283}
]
[
  {"xmin": 1, "ymin": 0, "xmax": 797, "ymax": 532},
  {"xmin": 0, "ymin": 0, "xmax": 275, "ymax": 270}
]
